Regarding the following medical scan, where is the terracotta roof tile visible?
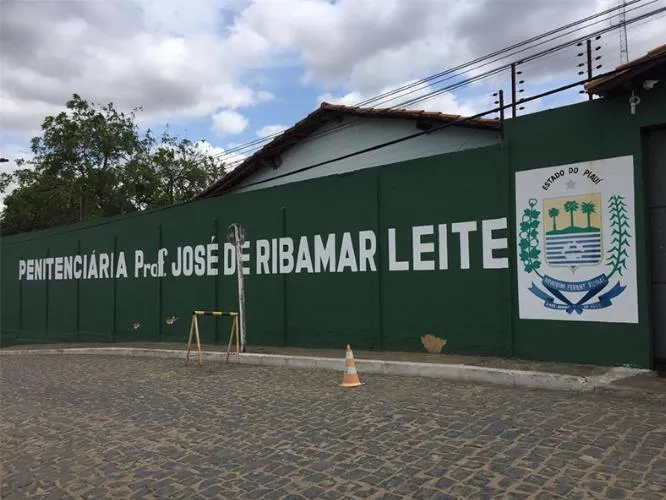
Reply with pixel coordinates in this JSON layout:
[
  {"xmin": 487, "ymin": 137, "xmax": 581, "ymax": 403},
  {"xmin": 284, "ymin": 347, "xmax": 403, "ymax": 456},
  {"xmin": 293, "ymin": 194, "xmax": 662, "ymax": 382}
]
[
  {"xmin": 585, "ymin": 42, "xmax": 666, "ymax": 95},
  {"xmin": 318, "ymin": 102, "xmax": 499, "ymax": 127}
]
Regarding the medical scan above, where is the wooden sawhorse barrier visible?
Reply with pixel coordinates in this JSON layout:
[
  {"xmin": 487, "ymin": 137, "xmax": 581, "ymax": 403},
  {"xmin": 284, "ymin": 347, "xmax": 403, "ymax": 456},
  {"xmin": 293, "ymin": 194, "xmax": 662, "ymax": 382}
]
[{"xmin": 186, "ymin": 310, "xmax": 240, "ymax": 366}]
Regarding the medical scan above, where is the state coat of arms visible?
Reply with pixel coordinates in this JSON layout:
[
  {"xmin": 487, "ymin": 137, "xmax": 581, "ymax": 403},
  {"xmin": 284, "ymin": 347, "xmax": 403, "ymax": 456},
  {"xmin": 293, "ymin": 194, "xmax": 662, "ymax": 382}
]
[{"xmin": 515, "ymin": 156, "xmax": 638, "ymax": 324}]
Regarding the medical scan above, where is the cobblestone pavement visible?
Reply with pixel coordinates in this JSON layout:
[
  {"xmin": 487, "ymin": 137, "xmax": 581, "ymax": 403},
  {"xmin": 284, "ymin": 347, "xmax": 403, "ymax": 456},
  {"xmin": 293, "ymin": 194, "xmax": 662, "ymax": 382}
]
[{"xmin": 1, "ymin": 356, "xmax": 665, "ymax": 499}]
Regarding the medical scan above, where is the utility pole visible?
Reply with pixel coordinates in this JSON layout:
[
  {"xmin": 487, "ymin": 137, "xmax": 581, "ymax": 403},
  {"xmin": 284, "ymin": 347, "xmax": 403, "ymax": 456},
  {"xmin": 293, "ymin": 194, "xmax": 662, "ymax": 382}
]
[
  {"xmin": 587, "ymin": 39, "xmax": 593, "ymax": 101},
  {"xmin": 228, "ymin": 222, "xmax": 247, "ymax": 353},
  {"xmin": 511, "ymin": 64, "xmax": 517, "ymax": 118}
]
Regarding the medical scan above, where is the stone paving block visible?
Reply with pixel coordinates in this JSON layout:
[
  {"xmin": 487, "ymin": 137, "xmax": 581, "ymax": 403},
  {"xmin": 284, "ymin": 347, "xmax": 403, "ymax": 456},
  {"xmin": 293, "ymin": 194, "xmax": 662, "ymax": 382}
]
[{"xmin": 1, "ymin": 355, "xmax": 665, "ymax": 499}]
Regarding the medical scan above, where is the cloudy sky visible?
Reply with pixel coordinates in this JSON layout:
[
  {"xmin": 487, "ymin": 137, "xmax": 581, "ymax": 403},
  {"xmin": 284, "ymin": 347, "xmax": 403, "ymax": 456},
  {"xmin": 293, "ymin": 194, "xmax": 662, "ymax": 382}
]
[{"xmin": 1, "ymin": 0, "xmax": 665, "ymax": 179}]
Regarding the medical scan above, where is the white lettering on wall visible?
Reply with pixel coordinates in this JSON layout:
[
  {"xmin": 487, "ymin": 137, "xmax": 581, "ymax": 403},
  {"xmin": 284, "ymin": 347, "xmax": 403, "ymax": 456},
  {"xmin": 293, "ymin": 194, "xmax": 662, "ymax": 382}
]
[
  {"xmin": 46, "ymin": 257, "xmax": 54, "ymax": 280},
  {"xmin": 224, "ymin": 243, "xmax": 236, "ymax": 275},
  {"xmin": 482, "ymin": 218, "xmax": 509, "ymax": 269},
  {"xmin": 88, "ymin": 253, "xmax": 98, "ymax": 279},
  {"xmin": 64, "ymin": 256, "xmax": 74, "ymax": 280},
  {"xmin": 27, "ymin": 259, "xmax": 35, "ymax": 280},
  {"xmin": 388, "ymin": 228, "xmax": 409, "ymax": 271},
  {"xmin": 116, "ymin": 253, "xmax": 128, "ymax": 278},
  {"xmin": 171, "ymin": 248, "xmax": 182, "ymax": 277},
  {"xmin": 194, "ymin": 244, "xmax": 206, "ymax": 277},
  {"xmin": 74, "ymin": 255, "xmax": 83, "ymax": 279},
  {"xmin": 358, "ymin": 230, "xmax": 377, "ymax": 272},
  {"xmin": 256, "ymin": 239, "xmax": 270, "ymax": 274},
  {"xmin": 271, "ymin": 238, "xmax": 278, "ymax": 274},
  {"xmin": 438, "ymin": 224, "xmax": 448, "ymax": 270},
  {"xmin": 314, "ymin": 234, "xmax": 336, "ymax": 273},
  {"xmin": 182, "ymin": 246, "xmax": 193, "ymax": 276},
  {"xmin": 412, "ymin": 225, "xmax": 435, "ymax": 271},
  {"xmin": 14, "ymin": 219, "xmax": 511, "ymax": 282},
  {"xmin": 451, "ymin": 221, "xmax": 477, "ymax": 270},
  {"xmin": 35, "ymin": 259, "xmax": 43, "ymax": 280},
  {"xmin": 295, "ymin": 236, "xmax": 314, "ymax": 273},
  {"xmin": 54, "ymin": 257, "xmax": 64, "ymax": 280},
  {"xmin": 337, "ymin": 232, "xmax": 358, "ymax": 272},
  {"xmin": 158, "ymin": 248, "xmax": 168, "ymax": 277},
  {"xmin": 279, "ymin": 237, "xmax": 294, "ymax": 274},
  {"xmin": 135, "ymin": 250, "xmax": 144, "ymax": 278}
]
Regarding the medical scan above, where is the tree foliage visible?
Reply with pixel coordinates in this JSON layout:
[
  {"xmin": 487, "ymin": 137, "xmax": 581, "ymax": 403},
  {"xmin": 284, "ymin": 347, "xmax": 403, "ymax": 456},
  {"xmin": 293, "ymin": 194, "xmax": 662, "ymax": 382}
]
[{"xmin": 0, "ymin": 94, "xmax": 226, "ymax": 235}]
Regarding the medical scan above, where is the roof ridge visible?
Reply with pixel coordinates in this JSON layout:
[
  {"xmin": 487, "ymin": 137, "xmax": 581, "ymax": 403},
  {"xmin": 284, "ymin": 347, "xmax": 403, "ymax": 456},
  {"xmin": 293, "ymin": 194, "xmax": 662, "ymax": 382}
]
[{"xmin": 316, "ymin": 101, "xmax": 497, "ymax": 124}]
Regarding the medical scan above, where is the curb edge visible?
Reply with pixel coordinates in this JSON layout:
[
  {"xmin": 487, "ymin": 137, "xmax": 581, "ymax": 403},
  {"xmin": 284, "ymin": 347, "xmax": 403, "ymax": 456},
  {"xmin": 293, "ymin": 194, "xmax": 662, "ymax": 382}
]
[{"xmin": 1, "ymin": 347, "xmax": 661, "ymax": 398}]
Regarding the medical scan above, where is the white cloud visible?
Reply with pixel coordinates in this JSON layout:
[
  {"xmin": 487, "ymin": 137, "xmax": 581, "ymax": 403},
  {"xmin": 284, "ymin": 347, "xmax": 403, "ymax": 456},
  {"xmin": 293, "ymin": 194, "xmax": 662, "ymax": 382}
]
[
  {"xmin": 190, "ymin": 140, "xmax": 245, "ymax": 171},
  {"xmin": 194, "ymin": 139, "xmax": 245, "ymax": 165},
  {"xmin": 256, "ymin": 124, "xmax": 288, "ymax": 138},
  {"xmin": 240, "ymin": 0, "xmax": 666, "ymax": 94},
  {"xmin": 193, "ymin": 140, "xmax": 226, "ymax": 157},
  {"xmin": 212, "ymin": 110, "xmax": 249, "ymax": 136},
  {"xmin": 0, "ymin": 0, "xmax": 274, "ymax": 133},
  {"xmin": 1, "ymin": 0, "xmax": 664, "ymax": 144}
]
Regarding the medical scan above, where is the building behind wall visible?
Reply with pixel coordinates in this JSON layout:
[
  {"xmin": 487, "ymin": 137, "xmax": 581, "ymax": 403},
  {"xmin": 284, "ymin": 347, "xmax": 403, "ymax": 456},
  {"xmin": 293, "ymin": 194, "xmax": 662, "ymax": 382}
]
[
  {"xmin": 2, "ymin": 45, "xmax": 665, "ymax": 369},
  {"xmin": 198, "ymin": 103, "xmax": 503, "ymax": 197}
]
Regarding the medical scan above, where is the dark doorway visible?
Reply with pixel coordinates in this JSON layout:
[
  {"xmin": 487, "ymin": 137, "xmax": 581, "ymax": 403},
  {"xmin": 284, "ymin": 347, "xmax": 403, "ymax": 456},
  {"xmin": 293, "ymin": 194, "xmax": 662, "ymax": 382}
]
[{"xmin": 644, "ymin": 126, "xmax": 666, "ymax": 369}]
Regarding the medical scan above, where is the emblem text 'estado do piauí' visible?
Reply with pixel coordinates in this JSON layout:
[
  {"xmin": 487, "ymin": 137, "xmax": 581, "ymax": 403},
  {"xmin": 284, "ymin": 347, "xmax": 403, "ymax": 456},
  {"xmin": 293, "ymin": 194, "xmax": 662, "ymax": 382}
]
[{"xmin": 515, "ymin": 156, "xmax": 638, "ymax": 324}]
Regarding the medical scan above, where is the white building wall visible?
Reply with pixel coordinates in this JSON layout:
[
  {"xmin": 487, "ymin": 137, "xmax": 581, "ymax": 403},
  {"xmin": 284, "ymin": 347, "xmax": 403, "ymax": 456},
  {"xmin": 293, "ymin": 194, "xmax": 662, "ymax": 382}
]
[{"xmin": 231, "ymin": 116, "xmax": 501, "ymax": 193}]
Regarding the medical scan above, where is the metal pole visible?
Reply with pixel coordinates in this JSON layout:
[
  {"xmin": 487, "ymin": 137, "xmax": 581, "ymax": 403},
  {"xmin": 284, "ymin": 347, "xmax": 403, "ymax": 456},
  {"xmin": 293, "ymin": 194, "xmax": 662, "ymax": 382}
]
[
  {"xmin": 498, "ymin": 90, "xmax": 505, "ymax": 138},
  {"xmin": 234, "ymin": 224, "xmax": 247, "ymax": 352},
  {"xmin": 586, "ymin": 39, "xmax": 593, "ymax": 101},
  {"xmin": 510, "ymin": 63, "xmax": 517, "ymax": 118}
]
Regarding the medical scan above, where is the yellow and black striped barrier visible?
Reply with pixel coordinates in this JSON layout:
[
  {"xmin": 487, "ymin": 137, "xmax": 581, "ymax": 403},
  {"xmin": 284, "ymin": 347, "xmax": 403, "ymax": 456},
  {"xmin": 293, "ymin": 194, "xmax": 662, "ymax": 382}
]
[
  {"xmin": 186, "ymin": 310, "xmax": 240, "ymax": 366},
  {"xmin": 193, "ymin": 310, "xmax": 238, "ymax": 317}
]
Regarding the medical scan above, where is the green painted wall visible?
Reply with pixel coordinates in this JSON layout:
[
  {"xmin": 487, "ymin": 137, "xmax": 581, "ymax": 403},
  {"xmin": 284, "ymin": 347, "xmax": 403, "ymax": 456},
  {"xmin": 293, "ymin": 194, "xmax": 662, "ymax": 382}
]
[
  {"xmin": 506, "ymin": 86, "xmax": 666, "ymax": 368},
  {"xmin": 2, "ymin": 84, "xmax": 665, "ymax": 367},
  {"xmin": 0, "ymin": 145, "xmax": 511, "ymax": 356}
]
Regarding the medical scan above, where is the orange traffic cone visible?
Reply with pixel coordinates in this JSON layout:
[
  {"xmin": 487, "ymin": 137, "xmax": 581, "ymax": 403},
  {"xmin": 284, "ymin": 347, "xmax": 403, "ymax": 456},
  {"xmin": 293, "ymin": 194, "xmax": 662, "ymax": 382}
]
[{"xmin": 340, "ymin": 344, "xmax": 364, "ymax": 388}]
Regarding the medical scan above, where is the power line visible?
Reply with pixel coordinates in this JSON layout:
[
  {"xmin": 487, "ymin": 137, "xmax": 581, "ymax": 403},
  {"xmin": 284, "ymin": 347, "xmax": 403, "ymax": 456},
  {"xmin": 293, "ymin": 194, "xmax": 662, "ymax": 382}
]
[
  {"xmin": 213, "ymin": 0, "xmax": 664, "ymax": 171},
  {"xmin": 313, "ymin": 0, "xmax": 659, "ymax": 113},
  {"xmin": 353, "ymin": 0, "xmax": 651, "ymax": 108},
  {"xmin": 8, "ymin": 47, "xmax": 664, "ymax": 243},
  {"xmin": 394, "ymin": 2, "xmax": 662, "ymax": 112},
  {"xmin": 220, "ymin": 58, "xmax": 664, "ymax": 195},
  {"xmin": 6, "ymin": 4, "xmax": 663, "ymax": 240},
  {"xmin": 211, "ymin": 4, "xmax": 665, "ymax": 189},
  {"xmin": 209, "ymin": 0, "xmax": 655, "ymax": 163}
]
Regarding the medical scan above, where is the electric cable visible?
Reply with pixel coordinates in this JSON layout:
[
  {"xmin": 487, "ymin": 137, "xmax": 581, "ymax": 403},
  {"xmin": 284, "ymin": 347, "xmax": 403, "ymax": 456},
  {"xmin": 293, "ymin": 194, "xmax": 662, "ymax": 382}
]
[
  {"xmin": 208, "ymin": 0, "xmax": 657, "ymax": 163},
  {"xmin": 210, "ymin": 2, "xmax": 666, "ymax": 177},
  {"xmin": 6, "ymin": 4, "xmax": 664, "ymax": 239},
  {"xmin": 210, "ymin": 51, "xmax": 666, "ymax": 197}
]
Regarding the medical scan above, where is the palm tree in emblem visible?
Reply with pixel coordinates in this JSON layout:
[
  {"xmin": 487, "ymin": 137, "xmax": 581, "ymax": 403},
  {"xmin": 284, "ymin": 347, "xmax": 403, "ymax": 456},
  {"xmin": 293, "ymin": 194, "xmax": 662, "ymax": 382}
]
[
  {"xmin": 581, "ymin": 201, "xmax": 596, "ymax": 228},
  {"xmin": 563, "ymin": 200, "xmax": 580, "ymax": 229},
  {"xmin": 548, "ymin": 207, "xmax": 560, "ymax": 231}
]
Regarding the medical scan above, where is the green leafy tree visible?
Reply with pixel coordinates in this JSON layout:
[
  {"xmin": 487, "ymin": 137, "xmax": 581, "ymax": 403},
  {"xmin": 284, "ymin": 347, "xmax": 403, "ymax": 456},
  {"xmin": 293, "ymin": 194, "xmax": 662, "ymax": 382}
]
[
  {"xmin": 0, "ymin": 94, "xmax": 226, "ymax": 235},
  {"xmin": 548, "ymin": 207, "xmax": 560, "ymax": 231},
  {"xmin": 123, "ymin": 129, "xmax": 226, "ymax": 208},
  {"xmin": 581, "ymin": 201, "xmax": 596, "ymax": 228},
  {"xmin": 563, "ymin": 200, "xmax": 580, "ymax": 228}
]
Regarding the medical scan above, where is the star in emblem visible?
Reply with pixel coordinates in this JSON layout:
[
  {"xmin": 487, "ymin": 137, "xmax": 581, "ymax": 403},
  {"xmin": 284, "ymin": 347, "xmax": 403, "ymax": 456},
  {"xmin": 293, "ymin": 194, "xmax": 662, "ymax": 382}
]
[{"xmin": 565, "ymin": 179, "xmax": 576, "ymax": 189}]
